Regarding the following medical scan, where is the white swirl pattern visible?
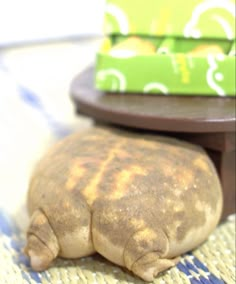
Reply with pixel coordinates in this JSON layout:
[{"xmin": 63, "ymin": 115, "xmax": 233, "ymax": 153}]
[
  {"xmin": 106, "ymin": 3, "xmax": 129, "ymax": 35},
  {"xmin": 143, "ymin": 82, "xmax": 169, "ymax": 94},
  {"xmin": 206, "ymin": 54, "xmax": 226, "ymax": 96},
  {"xmin": 184, "ymin": 0, "xmax": 235, "ymax": 39},
  {"xmin": 97, "ymin": 69, "xmax": 127, "ymax": 92}
]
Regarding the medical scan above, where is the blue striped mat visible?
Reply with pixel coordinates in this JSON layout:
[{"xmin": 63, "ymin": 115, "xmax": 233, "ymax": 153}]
[{"xmin": 0, "ymin": 209, "xmax": 235, "ymax": 284}]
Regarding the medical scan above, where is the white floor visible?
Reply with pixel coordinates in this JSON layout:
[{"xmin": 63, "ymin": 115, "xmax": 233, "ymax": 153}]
[{"xmin": 0, "ymin": 39, "xmax": 99, "ymax": 230}]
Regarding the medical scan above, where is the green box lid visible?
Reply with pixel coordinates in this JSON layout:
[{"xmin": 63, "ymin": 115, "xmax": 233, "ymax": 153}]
[{"xmin": 104, "ymin": 0, "xmax": 235, "ymax": 40}]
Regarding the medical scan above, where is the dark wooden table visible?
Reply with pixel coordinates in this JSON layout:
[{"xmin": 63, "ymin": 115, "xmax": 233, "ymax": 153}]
[{"xmin": 70, "ymin": 67, "xmax": 236, "ymax": 220}]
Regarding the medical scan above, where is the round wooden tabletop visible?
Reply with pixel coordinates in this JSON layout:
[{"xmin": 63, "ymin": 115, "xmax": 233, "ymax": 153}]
[{"xmin": 70, "ymin": 67, "xmax": 236, "ymax": 133}]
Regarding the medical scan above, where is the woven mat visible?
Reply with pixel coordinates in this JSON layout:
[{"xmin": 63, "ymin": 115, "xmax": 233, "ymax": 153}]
[{"xmin": 0, "ymin": 210, "xmax": 235, "ymax": 284}]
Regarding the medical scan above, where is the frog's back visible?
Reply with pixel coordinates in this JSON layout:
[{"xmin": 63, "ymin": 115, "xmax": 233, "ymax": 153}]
[{"xmin": 28, "ymin": 127, "xmax": 222, "ymax": 220}]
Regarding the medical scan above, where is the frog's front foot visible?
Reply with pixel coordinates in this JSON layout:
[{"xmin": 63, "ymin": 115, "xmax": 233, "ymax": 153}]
[
  {"xmin": 24, "ymin": 209, "xmax": 59, "ymax": 271},
  {"xmin": 131, "ymin": 252, "xmax": 180, "ymax": 282},
  {"xmin": 124, "ymin": 228, "xmax": 180, "ymax": 282},
  {"xmin": 25, "ymin": 235, "xmax": 56, "ymax": 271}
]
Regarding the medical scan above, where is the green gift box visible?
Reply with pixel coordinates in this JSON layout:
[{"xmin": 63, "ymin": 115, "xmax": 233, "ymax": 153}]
[{"xmin": 95, "ymin": 0, "xmax": 236, "ymax": 96}]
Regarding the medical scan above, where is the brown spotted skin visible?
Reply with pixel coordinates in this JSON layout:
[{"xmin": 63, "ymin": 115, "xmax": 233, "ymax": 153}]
[{"xmin": 25, "ymin": 127, "xmax": 222, "ymax": 282}]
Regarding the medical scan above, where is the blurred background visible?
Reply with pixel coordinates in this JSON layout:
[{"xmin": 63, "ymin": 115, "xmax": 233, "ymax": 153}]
[
  {"xmin": 0, "ymin": 1, "xmax": 105, "ymax": 227},
  {"xmin": 0, "ymin": 0, "xmax": 105, "ymax": 46}
]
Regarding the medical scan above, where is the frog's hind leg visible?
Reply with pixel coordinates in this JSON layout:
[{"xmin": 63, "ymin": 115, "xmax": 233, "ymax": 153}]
[
  {"xmin": 24, "ymin": 209, "xmax": 59, "ymax": 271},
  {"xmin": 124, "ymin": 228, "xmax": 180, "ymax": 282}
]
